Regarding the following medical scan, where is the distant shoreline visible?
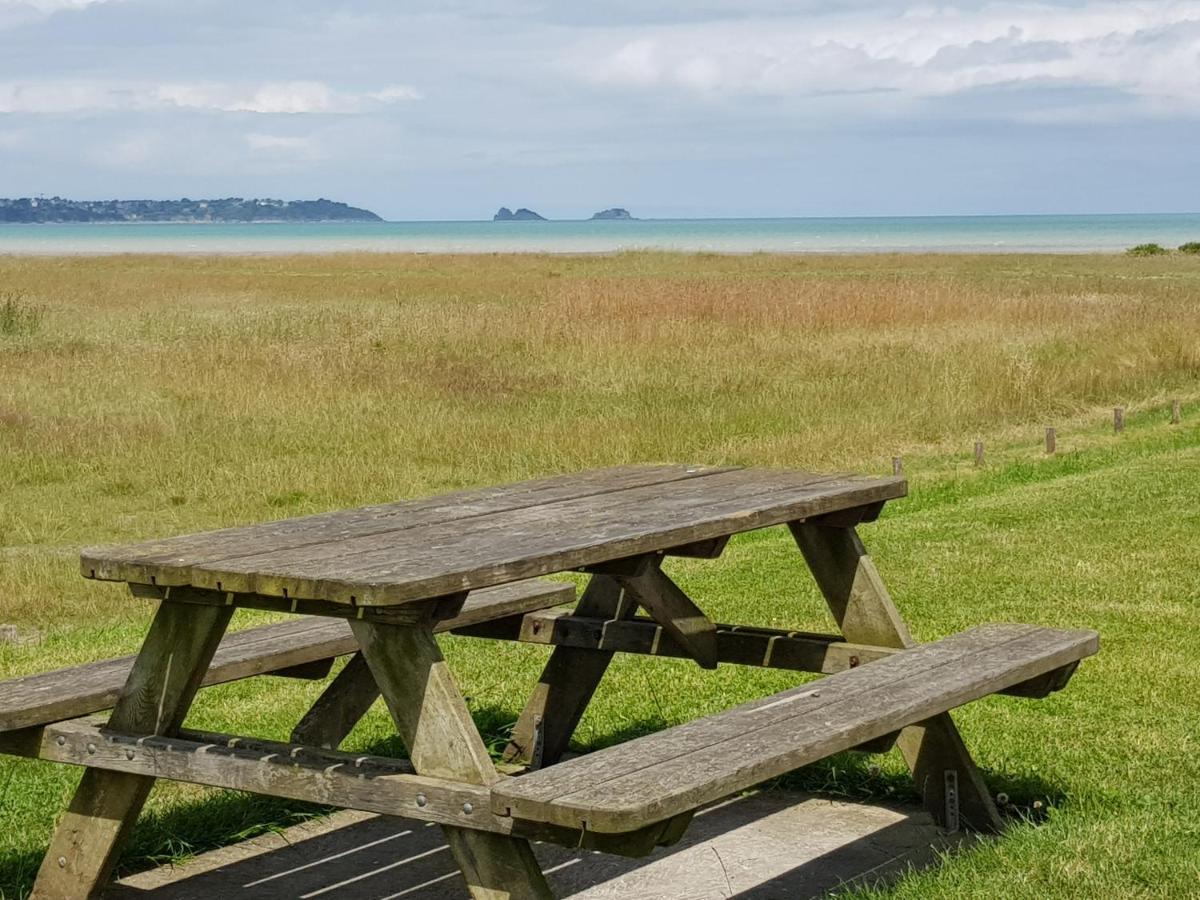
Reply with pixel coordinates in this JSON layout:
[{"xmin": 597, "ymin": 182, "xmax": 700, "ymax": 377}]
[{"xmin": 1, "ymin": 213, "xmax": 1196, "ymax": 256}]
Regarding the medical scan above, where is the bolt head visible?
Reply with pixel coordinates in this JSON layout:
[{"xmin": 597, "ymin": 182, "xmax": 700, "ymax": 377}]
[
  {"xmin": 126, "ymin": 748, "xmax": 136, "ymax": 760},
  {"xmin": 462, "ymin": 802, "xmax": 474, "ymax": 814},
  {"xmin": 56, "ymin": 736, "xmax": 66, "ymax": 746},
  {"xmin": 415, "ymin": 794, "xmax": 427, "ymax": 807},
  {"xmin": 86, "ymin": 743, "xmax": 96, "ymax": 755},
  {"xmin": 57, "ymin": 857, "xmax": 67, "ymax": 868}
]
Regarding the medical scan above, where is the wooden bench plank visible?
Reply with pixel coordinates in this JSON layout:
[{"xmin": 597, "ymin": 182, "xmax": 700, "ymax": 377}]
[
  {"xmin": 82, "ymin": 465, "xmax": 732, "ymax": 586},
  {"xmin": 490, "ymin": 624, "xmax": 1098, "ymax": 833},
  {"xmin": 177, "ymin": 470, "xmax": 903, "ymax": 605},
  {"xmin": 0, "ymin": 579, "xmax": 572, "ymax": 733}
]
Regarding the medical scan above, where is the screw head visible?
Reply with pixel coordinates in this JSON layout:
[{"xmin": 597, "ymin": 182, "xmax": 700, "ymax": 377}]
[
  {"xmin": 415, "ymin": 794, "xmax": 427, "ymax": 807},
  {"xmin": 462, "ymin": 802, "xmax": 474, "ymax": 814},
  {"xmin": 57, "ymin": 857, "xmax": 67, "ymax": 868},
  {"xmin": 56, "ymin": 736, "xmax": 66, "ymax": 746},
  {"xmin": 86, "ymin": 743, "xmax": 96, "ymax": 755}
]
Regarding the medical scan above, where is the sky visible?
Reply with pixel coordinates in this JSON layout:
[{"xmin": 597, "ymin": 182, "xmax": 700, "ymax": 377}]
[{"xmin": 1, "ymin": 0, "xmax": 1198, "ymax": 219}]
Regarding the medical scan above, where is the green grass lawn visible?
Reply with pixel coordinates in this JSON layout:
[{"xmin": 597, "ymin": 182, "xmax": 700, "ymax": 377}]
[{"xmin": 1, "ymin": 407, "xmax": 1197, "ymax": 898}]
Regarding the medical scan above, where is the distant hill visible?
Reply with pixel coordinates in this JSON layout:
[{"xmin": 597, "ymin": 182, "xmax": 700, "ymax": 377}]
[
  {"xmin": 494, "ymin": 207, "xmax": 546, "ymax": 221},
  {"xmin": 590, "ymin": 208, "xmax": 634, "ymax": 220},
  {"xmin": 0, "ymin": 197, "xmax": 383, "ymax": 224}
]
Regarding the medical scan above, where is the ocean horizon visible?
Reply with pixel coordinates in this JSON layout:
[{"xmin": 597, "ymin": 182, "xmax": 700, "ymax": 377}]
[{"xmin": 2, "ymin": 212, "xmax": 1199, "ymax": 255}]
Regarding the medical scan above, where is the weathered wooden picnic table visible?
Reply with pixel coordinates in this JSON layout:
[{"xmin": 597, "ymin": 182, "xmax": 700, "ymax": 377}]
[{"xmin": 0, "ymin": 464, "xmax": 1099, "ymax": 899}]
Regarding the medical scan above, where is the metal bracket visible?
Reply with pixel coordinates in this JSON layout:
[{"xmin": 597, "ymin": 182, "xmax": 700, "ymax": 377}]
[
  {"xmin": 943, "ymin": 769, "xmax": 960, "ymax": 833},
  {"xmin": 530, "ymin": 714, "xmax": 545, "ymax": 771}
]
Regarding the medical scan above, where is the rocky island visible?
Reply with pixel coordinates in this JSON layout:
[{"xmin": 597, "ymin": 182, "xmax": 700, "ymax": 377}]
[
  {"xmin": 0, "ymin": 197, "xmax": 382, "ymax": 224},
  {"xmin": 493, "ymin": 207, "xmax": 546, "ymax": 221},
  {"xmin": 590, "ymin": 208, "xmax": 634, "ymax": 220}
]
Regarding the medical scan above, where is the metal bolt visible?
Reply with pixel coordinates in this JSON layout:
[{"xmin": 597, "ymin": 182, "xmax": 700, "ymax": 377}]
[
  {"xmin": 86, "ymin": 743, "xmax": 96, "ymax": 755},
  {"xmin": 462, "ymin": 802, "xmax": 474, "ymax": 814},
  {"xmin": 126, "ymin": 748, "xmax": 136, "ymax": 760},
  {"xmin": 57, "ymin": 857, "xmax": 67, "ymax": 868},
  {"xmin": 415, "ymin": 794, "xmax": 427, "ymax": 807},
  {"xmin": 56, "ymin": 736, "xmax": 66, "ymax": 746},
  {"xmin": 848, "ymin": 655, "xmax": 860, "ymax": 668}
]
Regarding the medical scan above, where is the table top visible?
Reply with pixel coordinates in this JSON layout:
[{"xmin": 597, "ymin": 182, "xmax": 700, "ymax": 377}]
[{"xmin": 83, "ymin": 464, "xmax": 905, "ymax": 607}]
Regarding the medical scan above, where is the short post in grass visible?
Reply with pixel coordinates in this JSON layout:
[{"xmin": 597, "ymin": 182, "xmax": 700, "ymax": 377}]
[
  {"xmin": 1114, "ymin": 407, "xmax": 1125, "ymax": 433},
  {"xmin": 974, "ymin": 441, "xmax": 985, "ymax": 467},
  {"xmin": 892, "ymin": 456, "xmax": 903, "ymax": 476},
  {"xmin": 1172, "ymin": 399, "xmax": 1182, "ymax": 424},
  {"xmin": 1045, "ymin": 427, "xmax": 1056, "ymax": 455}
]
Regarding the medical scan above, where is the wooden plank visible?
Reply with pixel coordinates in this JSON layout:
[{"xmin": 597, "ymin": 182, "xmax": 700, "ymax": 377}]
[
  {"xmin": 612, "ymin": 561, "xmax": 719, "ymax": 669},
  {"xmin": 350, "ymin": 619, "xmax": 552, "ymax": 899},
  {"xmin": 503, "ymin": 574, "xmax": 637, "ymax": 768},
  {"xmin": 1, "ymin": 579, "xmax": 573, "ymax": 734},
  {"xmin": 490, "ymin": 624, "xmax": 1099, "ymax": 833},
  {"xmin": 83, "ymin": 465, "xmax": 732, "ymax": 586},
  {"xmin": 456, "ymin": 610, "xmax": 896, "ymax": 674},
  {"xmin": 791, "ymin": 522, "xmax": 1002, "ymax": 831},
  {"xmin": 186, "ymin": 470, "xmax": 905, "ymax": 605},
  {"xmin": 30, "ymin": 602, "xmax": 232, "ymax": 899}
]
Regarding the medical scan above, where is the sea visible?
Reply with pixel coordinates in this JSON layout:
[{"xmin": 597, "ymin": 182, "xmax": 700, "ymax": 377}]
[{"xmin": 2, "ymin": 213, "xmax": 1199, "ymax": 255}]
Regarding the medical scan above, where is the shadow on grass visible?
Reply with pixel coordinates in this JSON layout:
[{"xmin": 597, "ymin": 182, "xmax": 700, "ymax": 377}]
[{"xmin": 0, "ymin": 708, "xmax": 1066, "ymax": 898}]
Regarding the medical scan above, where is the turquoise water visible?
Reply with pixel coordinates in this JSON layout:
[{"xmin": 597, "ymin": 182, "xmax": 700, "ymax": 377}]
[{"xmin": 2, "ymin": 213, "xmax": 1199, "ymax": 255}]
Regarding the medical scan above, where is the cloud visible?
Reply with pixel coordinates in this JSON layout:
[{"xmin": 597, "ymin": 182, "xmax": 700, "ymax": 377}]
[
  {"xmin": 0, "ymin": 79, "xmax": 421, "ymax": 114},
  {"xmin": 569, "ymin": 2, "xmax": 1200, "ymax": 117}
]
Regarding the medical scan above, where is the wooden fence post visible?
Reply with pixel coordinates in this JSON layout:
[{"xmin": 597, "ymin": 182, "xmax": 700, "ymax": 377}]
[
  {"xmin": 892, "ymin": 456, "xmax": 903, "ymax": 476},
  {"xmin": 1045, "ymin": 427, "xmax": 1056, "ymax": 455},
  {"xmin": 974, "ymin": 441, "xmax": 985, "ymax": 467},
  {"xmin": 1172, "ymin": 399, "xmax": 1182, "ymax": 424},
  {"xmin": 1114, "ymin": 407, "xmax": 1125, "ymax": 433}
]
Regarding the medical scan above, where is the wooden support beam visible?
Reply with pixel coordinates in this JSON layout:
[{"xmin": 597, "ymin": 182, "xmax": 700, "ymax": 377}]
[
  {"xmin": 456, "ymin": 610, "xmax": 893, "ymax": 674},
  {"xmin": 128, "ymin": 582, "xmax": 452, "ymax": 625},
  {"xmin": 289, "ymin": 652, "xmax": 380, "ymax": 748},
  {"xmin": 453, "ymin": 610, "xmax": 1077, "ymax": 698},
  {"xmin": 31, "ymin": 602, "xmax": 233, "ymax": 899},
  {"xmin": 613, "ymin": 560, "xmax": 719, "ymax": 669},
  {"xmin": 349, "ymin": 618, "xmax": 553, "ymax": 899},
  {"xmin": 790, "ymin": 522, "xmax": 1003, "ymax": 833},
  {"xmin": 504, "ymin": 574, "xmax": 636, "ymax": 768}
]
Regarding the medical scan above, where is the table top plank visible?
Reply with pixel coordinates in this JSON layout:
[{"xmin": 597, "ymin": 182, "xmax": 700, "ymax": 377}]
[
  {"xmin": 82, "ymin": 464, "xmax": 731, "ymax": 587},
  {"xmin": 187, "ymin": 468, "xmax": 903, "ymax": 605}
]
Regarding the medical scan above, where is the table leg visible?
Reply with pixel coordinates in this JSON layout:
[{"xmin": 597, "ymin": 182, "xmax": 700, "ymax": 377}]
[
  {"xmin": 349, "ymin": 618, "xmax": 552, "ymax": 900},
  {"xmin": 790, "ymin": 522, "xmax": 1003, "ymax": 833},
  {"xmin": 503, "ymin": 574, "xmax": 635, "ymax": 767},
  {"xmin": 31, "ymin": 601, "xmax": 233, "ymax": 899},
  {"xmin": 290, "ymin": 651, "xmax": 380, "ymax": 749}
]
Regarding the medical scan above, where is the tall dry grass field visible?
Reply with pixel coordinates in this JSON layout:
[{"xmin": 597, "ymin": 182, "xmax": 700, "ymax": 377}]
[{"xmin": 2, "ymin": 251, "xmax": 1198, "ymax": 627}]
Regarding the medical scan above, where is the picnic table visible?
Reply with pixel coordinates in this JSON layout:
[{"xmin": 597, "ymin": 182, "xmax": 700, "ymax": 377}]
[{"xmin": 0, "ymin": 464, "xmax": 1098, "ymax": 899}]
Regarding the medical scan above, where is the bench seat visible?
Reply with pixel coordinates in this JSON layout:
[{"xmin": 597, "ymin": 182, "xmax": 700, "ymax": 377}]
[
  {"xmin": 0, "ymin": 579, "xmax": 573, "ymax": 733},
  {"xmin": 491, "ymin": 623, "xmax": 1098, "ymax": 834}
]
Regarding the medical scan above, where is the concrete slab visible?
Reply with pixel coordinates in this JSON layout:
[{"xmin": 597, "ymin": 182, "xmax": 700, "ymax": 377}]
[{"xmin": 109, "ymin": 792, "xmax": 969, "ymax": 899}]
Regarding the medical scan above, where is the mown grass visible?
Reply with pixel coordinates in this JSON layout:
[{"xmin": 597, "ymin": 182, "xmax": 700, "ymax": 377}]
[{"xmin": 1, "ymin": 252, "xmax": 1199, "ymax": 897}]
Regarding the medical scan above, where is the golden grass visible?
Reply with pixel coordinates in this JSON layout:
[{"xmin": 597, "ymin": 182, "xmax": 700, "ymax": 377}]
[{"xmin": 1, "ymin": 250, "xmax": 1198, "ymax": 628}]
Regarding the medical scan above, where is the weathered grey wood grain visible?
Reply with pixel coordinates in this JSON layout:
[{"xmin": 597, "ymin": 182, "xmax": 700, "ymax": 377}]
[
  {"xmin": 1, "ymin": 718, "xmax": 687, "ymax": 858},
  {"xmin": 0, "ymin": 579, "xmax": 572, "ymax": 734},
  {"xmin": 185, "ymin": 469, "xmax": 904, "ymax": 605},
  {"xmin": 31, "ymin": 602, "xmax": 232, "ymax": 899},
  {"xmin": 503, "ymin": 574, "xmax": 637, "ymax": 768},
  {"xmin": 491, "ymin": 624, "xmax": 1099, "ymax": 833},
  {"xmin": 351, "ymin": 618, "xmax": 552, "ymax": 898},
  {"xmin": 83, "ymin": 465, "xmax": 731, "ymax": 586}
]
